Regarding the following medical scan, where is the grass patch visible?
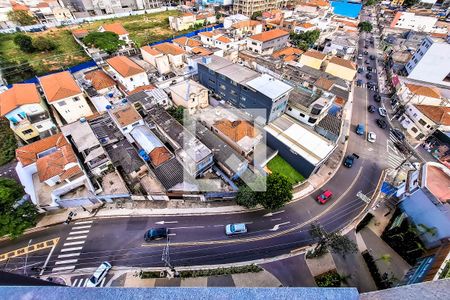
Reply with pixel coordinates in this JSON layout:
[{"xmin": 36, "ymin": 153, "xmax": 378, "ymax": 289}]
[
  {"xmin": 140, "ymin": 265, "xmax": 263, "ymax": 279},
  {"xmin": 267, "ymin": 155, "xmax": 304, "ymax": 185},
  {"xmin": 0, "ymin": 117, "xmax": 18, "ymax": 166}
]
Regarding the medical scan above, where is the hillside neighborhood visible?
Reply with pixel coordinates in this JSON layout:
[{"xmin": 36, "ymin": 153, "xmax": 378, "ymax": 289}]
[{"xmin": 0, "ymin": 0, "xmax": 449, "ymax": 297}]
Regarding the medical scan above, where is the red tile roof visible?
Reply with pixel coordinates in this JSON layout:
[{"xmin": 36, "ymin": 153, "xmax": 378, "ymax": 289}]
[
  {"xmin": 232, "ymin": 20, "xmax": 261, "ymax": 29},
  {"xmin": 141, "ymin": 46, "xmax": 161, "ymax": 56},
  {"xmin": 0, "ymin": 83, "xmax": 41, "ymax": 116},
  {"xmin": 72, "ymin": 28, "xmax": 89, "ymax": 38},
  {"xmin": 299, "ymin": 23, "xmax": 315, "ymax": 28},
  {"xmin": 85, "ymin": 69, "xmax": 115, "ymax": 91},
  {"xmin": 106, "ymin": 56, "xmax": 145, "ymax": 78},
  {"xmin": 191, "ymin": 46, "xmax": 213, "ymax": 56},
  {"xmin": 303, "ymin": 49, "xmax": 327, "ymax": 60},
  {"xmin": 415, "ymin": 105, "xmax": 450, "ymax": 126},
  {"xmin": 250, "ymin": 29, "xmax": 289, "ymax": 43},
  {"xmin": 329, "ymin": 56, "xmax": 356, "ymax": 70},
  {"xmin": 100, "ymin": 23, "xmax": 128, "ymax": 35},
  {"xmin": 149, "ymin": 147, "xmax": 172, "ymax": 167},
  {"xmin": 406, "ymin": 83, "xmax": 441, "ymax": 99},
  {"xmin": 153, "ymin": 42, "xmax": 185, "ymax": 56},
  {"xmin": 127, "ymin": 84, "xmax": 156, "ymax": 96},
  {"xmin": 214, "ymin": 119, "xmax": 255, "ymax": 142},
  {"xmin": 216, "ymin": 35, "xmax": 232, "ymax": 43},
  {"xmin": 272, "ymin": 47, "xmax": 304, "ymax": 62},
  {"xmin": 39, "ymin": 71, "xmax": 81, "ymax": 103},
  {"xmin": 111, "ymin": 105, "xmax": 142, "ymax": 127},
  {"xmin": 172, "ymin": 36, "xmax": 202, "ymax": 48}
]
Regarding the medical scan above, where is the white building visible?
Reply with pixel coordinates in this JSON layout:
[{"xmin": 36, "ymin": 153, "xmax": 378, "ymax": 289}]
[
  {"xmin": 405, "ymin": 37, "xmax": 450, "ymax": 88},
  {"xmin": 168, "ymin": 80, "xmax": 209, "ymax": 114},
  {"xmin": 109, "ymin": 104, "xmax": 144, "ymax": 135},
  {"xmin": 106, "ymin": 56, "xmax": 150, "ymax": 92},
  {"xmin": 141, "ymin": 46, "xmax": 171, "ymax": 75},
  {"xmin": 246, "ymin": 29, "xmax": 289, "ymax": 55},
  {"xmin": 397, "ymin": 82, "xmax": 446, "ymax": 107},
  {"xmin": 390, "ymin": 12, "xmax": 446, "ymax": 34},
  {"xmin": 223, "ymin": 14, "xmax": 249, "ymax": 29},
  {"xmin": 153, "ymin": 42, "xmax": 186, "ymax": 69}
]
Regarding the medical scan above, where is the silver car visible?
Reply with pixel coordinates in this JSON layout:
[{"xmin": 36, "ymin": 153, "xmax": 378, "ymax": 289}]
[
  {"xmin": 85, "ymin": 261, "xmax": 111, "ymax": 287},
  {"xmin": 368, "ymin": 132, "xmax": 376, "ymax": 143}
]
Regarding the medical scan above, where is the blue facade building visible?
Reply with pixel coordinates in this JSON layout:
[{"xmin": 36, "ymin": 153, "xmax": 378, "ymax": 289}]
[{"xmin": 198, "ymin": 56, "xmax": 293, "ymax": 123}]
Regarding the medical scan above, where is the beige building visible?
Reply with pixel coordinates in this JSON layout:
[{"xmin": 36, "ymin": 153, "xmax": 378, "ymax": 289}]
[
  {"xmin": 141, "ymin": 46, "xmax": 171, "ymax": 75},
  {"xmin": 324, "ymin": 56, "xmax": 357, "ymax": 82},
  {"xmin": 233, "ymin": 0, "xmax": 291, "ymax": 17},
  {"xmin": 168, "ymin": 80, "xmax": 209, "ymax": 114},
  {"xmin": 39, "ymin": 71, "xmax": 94, "ymax": 125},
  {"xmin": 299, "ymin": 50, "xmax": 327, "ymax": 70}
]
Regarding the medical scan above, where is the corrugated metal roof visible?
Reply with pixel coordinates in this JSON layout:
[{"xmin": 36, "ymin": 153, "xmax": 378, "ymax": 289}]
[
  {"xmin": 130, "ymin": 125, "xmax": 164, "ymax": 154},
  {"xmin": 245, "ymin": 74, "xmax": 293, "ymax": 100}
]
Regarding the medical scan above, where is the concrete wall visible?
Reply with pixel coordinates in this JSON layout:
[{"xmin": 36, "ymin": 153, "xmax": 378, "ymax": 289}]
[{"xmin": 51, "ymin": 93, "xmax": 93, "ymax": 124}]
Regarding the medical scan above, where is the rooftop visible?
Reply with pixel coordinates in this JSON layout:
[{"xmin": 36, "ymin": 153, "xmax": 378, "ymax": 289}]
[
  {"xmin": 415, "ymin": 105, "xmax": 450, "ymax": 126},
  {"xmin": 72, "ymin": 28, "xmax": 89, "ymax": 38},
  {"xmin": 172, "ymin": 37, "xmax": 202, "ymax": 48},
  {"xmin": 105, "ymin": 139, "xmax": 144, "ymax": 175},
  {"xmin": 169, "ymin": 80, "xmax": 208, "ymax": 100},
  {"xmin": 245, "ymin": 74, "xmax": 293, "ymax": 100},
  {"xmin": 298, "ymin": 23, "xmax": 315, "ymax": 28},
  {"xmin": 425, "ymin": 163, "xmax": 450, "ymax": 203},
  {"xmin": 39, "ymin": 71, "xmax": 81, "ymax": 103},
  {"xmin": 302, "ymin": 50, "xmax": 327, "ymax": 60},
  {"xmin": 231, "ymin": 20, "xmax": 261, "ymax": 29},
  {"xmin": 127, "ymin": 89, "xmax": 169, "ymax": 110},
  {"xmin": 272, "ymin": 47, "xmax": 304, "ymax": 62},
  {"xmin": 141, "ymin": 46, "xmax": 161, "ymax": 56},
  {"xmin": 0, "ymin": 83, "xmax": 41, "ymax": 116},
  {"xmin": 16, "ymin": 133, "xmax": 68, "ymax": 166},
  {"xmin": 60, "ymin": 120, "xmax": 101, "ymax": 153},
  {"xmin": 216, "ymin": 35, "xmax": 232, "ymax": 43},
  {"xmin": 130, "ymin": 125, "xmax": 172, "ymax": 167},
  {"xmin": 329, "ymin": 56, "xmax": 356, "ymax": 70},
  {"xmin": 406, "ymin": 83, "xmax": 441, "ymax": 99},
  {"xmin": 198, "ymin": 55, "xmax": 233, "ymax": 71},
  {"xmin": 214, "ymin": 119, "xmax": 256, "ymax": 142},
  {"xmin": 152, "ymin": 157, "xmax": 190, "ymax": 191},
  {"xmin": 106, "ymin": 56, "xmax": 145, "ymax": 78},
  {"xmin": 215, "ymin": 64, "xmax": 259, "ymax": 84},
  {"xmin": 84, "ymin": 69, "xmax": 115, "ymax": 91},
  {"xmin": 191, "ymin": 46, "xmax": 213, "ymax": 56},
  {"xmin": 153, "ymin": 42, "xmax": 185, "ymax": 56},
  {"xmin": 250, "ymin": 29, "xmax": 289, "ymax": 43},
  {"xmin": 100, "ymin": 23, "xmax": 128, "ymax": 35},
  {"xmin": 110, "ymin": 105, "xmax": 142, "ymax": 127},
  {"xmin": 288, "ymin": 87, "xmax": 322, "ymax": 108}
]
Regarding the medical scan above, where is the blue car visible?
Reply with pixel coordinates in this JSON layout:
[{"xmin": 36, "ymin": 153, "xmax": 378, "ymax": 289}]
[{"xmin": 356, "ymin": 124, "xmax": 365, "ymax": 135}]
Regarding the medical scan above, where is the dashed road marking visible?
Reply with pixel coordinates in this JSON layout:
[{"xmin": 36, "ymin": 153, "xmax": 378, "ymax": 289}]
[
  {"xmin": 57, "ymin": 253, "xmax": 80, "ymax": 259},
  {"xmin": 66, "ymin": 235, "xmax": 88, "ymax": 241}
]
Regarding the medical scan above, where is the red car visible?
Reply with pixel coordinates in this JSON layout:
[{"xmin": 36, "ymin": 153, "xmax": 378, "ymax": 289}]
[{"xmin": 317, "ymin": 190, "xmax": 333, "ymax": 204}]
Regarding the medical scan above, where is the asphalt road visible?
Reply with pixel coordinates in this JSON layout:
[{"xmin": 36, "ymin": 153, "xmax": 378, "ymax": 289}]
[{"xmin": 0, "ymin": 7, "xmax": 398, "ymax": 278}]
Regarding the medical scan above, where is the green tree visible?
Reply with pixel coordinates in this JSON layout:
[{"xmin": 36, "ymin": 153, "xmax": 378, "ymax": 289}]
[
  {"xmin": 358, "ymin": 21, "xmax": 373, "ymax": 33},
  {"xmin": 375, "ymin": 254, "xmax": 392, "ymax": 265},
  {"xmin": 365, "ymin": 0, "xmax": 377, "ymax": 5},
  {"xmin": 403, "ymin": 0, "xmax": 419, "ymax": 7},
  {"xmin": 0, "ymin": 178, "xmax": 38, "ymax": 238},
  {"xmin": 7, "ymin": 10, "xmax": 37, "ymax": 26},
  {"xmin": 307, "ymin": 224, "xmax": 358, "ymax": 258},
  {"xmin": 0, "ymin": 117, "xmax": 18, "ymax": 165},
  {"xmin": 236, "ymin": 185, "xmax": 258, "ymax": 208},
  {"xmin": 251, "ymin": 11, "xmax": 262, "ymax": 20},
  {"xmin": 289, "ymin": 30, "xmax": 320, "ymax": 50},
  {"xmin": 83, "ymin": 31, "xmax": 125, "ymax": 54},
  {"xmin": 167, "ymin": 106, "xmax": 185, "ymax": 124},
  {"xmin": 315, "ymin": 271, "xmax": 348, "ymax": 287},
  {"xmin": 13, "ymin": 33, "xmax": 34, "ymax": 53},
  {"xmin": 32, "ymin": 37, "xmax": 56, "ymax": 52}
]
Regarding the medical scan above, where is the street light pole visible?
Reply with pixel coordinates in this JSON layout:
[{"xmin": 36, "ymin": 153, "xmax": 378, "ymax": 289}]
[{"xmin": 24, "ymin": 239, "xmax": 32, "ymax": 275}]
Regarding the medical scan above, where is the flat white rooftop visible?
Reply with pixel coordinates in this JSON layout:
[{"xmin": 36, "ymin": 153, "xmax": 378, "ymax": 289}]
[{"xmin": 245, "ymin": 74, "xmax": 293, "ymax": 100}]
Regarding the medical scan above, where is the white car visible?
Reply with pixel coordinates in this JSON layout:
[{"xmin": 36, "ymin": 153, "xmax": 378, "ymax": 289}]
[
  {"xmin": 368, "ymin": 132, "xmax": 376, "ymax": 143},
  {"xmin": 85, "ymin": 261, "xmax": 112, "ymax": 287},
  {"xmin": 225, "ymin": 223, "xmax": 247, "ymax": 236},
  {"xmin": 378, "ymin": 107, "xmax": 387, "ymax": 117}
]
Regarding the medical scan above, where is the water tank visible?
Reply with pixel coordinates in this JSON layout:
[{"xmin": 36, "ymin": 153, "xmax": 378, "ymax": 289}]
[
  {"xmin": 79, "ymin": 117, "xmax": 86, "ymax": 123},
  {"xmin": 106, "ymin": 105, "xmax": 112, "ymax": 109},
  {"xmin": 122, "ymin": 99, "xmax": 128, "ymax": 103}
]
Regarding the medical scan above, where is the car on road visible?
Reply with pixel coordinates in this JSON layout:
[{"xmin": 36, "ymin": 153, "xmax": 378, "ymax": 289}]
[
  {"xmin": 368, "ymin": 132, "xmax": 376, "ymax": 143},
  {"xmin": 356, "ymin": 123, "xmax": 365, "ymax": 135},
  {"xmin": 317, "ymin": 190, "xmax": 333, "ymax": 204},
  {"xmin": 365, "ymin": 60, "xmax": 370, "ymax": 65},
  {"xmin": 225, "ymin": 223, "xmax": 247, "ymax": 235},
  {"xmin": 391, "ymin": 128, "xmax": 405, "ymax": 141},
  {"xmin": 85, "ymin": 261, "xmax": 112, "ymax": 287},
  {"xmin": 366, "ymin": 66, "xmax": 373, "ymax": 72},
  {"xmin": 373, "ymin": 94, "xmax": 381, "ymax": 102},
  {"xmin": 344, "ymin": 155, "xmax": 356, "ymax": 168},
  {"xmin": 364, "ymin": 45, "xmax": 368, "ymax": 49},
  {"xmin": 367, "ymin": 82, "xmax": 377, "ymax": 91},
  {"xmin": 364, "ymin": 50, "xmax": 368, "ymax": 55},
  {"xmin": 366, "ymin": 73, "xmax": 372, "ymax": 80},
  {"xmin": 357, "ymin": 79, "xmax": 363, "ymax": 87},
  {"xmin": 369, "ymin": 55, "xmax": 375, "ymax": 60},
  {"xmin": 358, "ymin": 54, "xmax": 363, "ymax": 60},
  {"xmin": 378, "ymin": 107, "xmax": 387, "ymax": 117},
  {"xmin": 368, "ymin": 105, "xmax": 376, "ymax": 113},
  {"xmin": 358, "ymin": 67, "xmax": 363, "ymax": 73},
  {"xmin": 144, "ymin": 228, "xmax": 168, "ymax": 241},
  {"xmin": 376, "ymin": 118, "xmax": 387, "ymax": 129}
]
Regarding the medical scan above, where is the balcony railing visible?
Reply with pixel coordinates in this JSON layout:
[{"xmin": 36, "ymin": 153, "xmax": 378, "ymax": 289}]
[{"xmin": 28, "ymin": 111, "xmax": 50, "ymax": 124}]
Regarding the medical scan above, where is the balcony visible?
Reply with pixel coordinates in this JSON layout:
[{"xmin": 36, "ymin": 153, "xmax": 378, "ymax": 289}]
[{"xmin": 28, "ymin": 111, "xmax": 50, "ymax": 124}]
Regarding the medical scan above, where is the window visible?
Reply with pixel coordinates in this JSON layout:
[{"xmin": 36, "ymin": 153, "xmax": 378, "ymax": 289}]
[
  {"xmin": 418, "ymin": 119, "xmax": 427, "ymax": 126},
  {"xmin": 218, "ymin": 74, "xmax": 226, "ymax": 80},
  {"xmin": 219, "ymin": 84, "xmax": 226, "ymax": 91},
  {"xmin": 230, "ymin": 80, "xmax": 237, "ymax": 86},
  {"xmin": 22, "ymin": 129, "xmax": 34, "ymax": 135},
  {"xmin": 208, "ymin": 69, "xmax": 215, "ymax": 75},
  {"xmin": 413, "ymin": 59, "xmax": 418, "ymax": 64},
  {"xmin": 411, "ymin": 127, "xmax": 418, "ymax": 133},
  {"xmin": 231, "ymin": 89, "xmax": 237, "ymax": 96},
  {"xmin": 252, "ymin": 42, "xmax": 257, "ymax": 46},
  {"xmin": 58, "ymin": 101, "xmax": 67, "ymax": 106},
  {"xmin": 36, "ymin": 124, "xmax": 43, "ymax": 129},
  {"xmin": 73, "ymin": 97, "xmax": 80, "ymax": 102},
  {"xmin": 240, "ymin": 96, "xmax": 246, "ymax": 101},
  {"xmin": 130, "ymin": 78, "xmax": 134, "ymax": 82},
  {"xmin": 209, "ymin": 78, "xmax": 216, "ymax": 84},
  {"xmin": 300, "ymin": 113, "xmax": 305, "ymax": 118}
]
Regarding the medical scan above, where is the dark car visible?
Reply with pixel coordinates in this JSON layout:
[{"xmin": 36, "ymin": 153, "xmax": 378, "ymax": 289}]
[
  {"xmin": 144, "ymin": 228, "xmax": 168, "ymax": 241},
  {"xmin": 369, "ymin": 55, "xmax": 375, "ymax": 60},
  {"xmin": 391, "ymin": 128, "xmax": 405, "ymax": 141},
  {"xmin": 367, "ymin": 66, "xmax": 373, "ymax": 72},
  {"xmin": 366, "ymin": 73, "xmax": 372, "ymax": 80},
  {"xmin": 364, "ymin": 45, "xmax": 369, "ymax": 49},
  {"xmin": 365, "ymin": 60, "xmax": 370, "ymax": 64},
  {"xmin": 364, "ymin": 50, "xmax": 368, "ymax": 55},
  {"xmin": 368, "ymin": 105, "xmax": 376, "ymax": 113},
  {"xmin": 357, "ymin": 79, "xmax": 363, "ymax": 87},
  {"xmin": 344, "ymin": 155, "xmax": 355, "ymax": 168},
  {"xmin": 358, "ymin": 67, "xmax": 363, "ymax": 73},
  {"xmin": 376, "ymin": 118, "xmax": 387, "ymax": 129},
  {"xmin": 373, "ymin": 94, "xmax": 381, "ymax": 102}
]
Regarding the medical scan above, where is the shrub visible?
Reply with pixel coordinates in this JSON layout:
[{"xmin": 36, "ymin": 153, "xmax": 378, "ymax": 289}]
[
  {"xmin": 0, "ymin": 117, "xmax": 17, "ymax": 166},
  {"xmin": 315, "ymin": 270, "xmax": 343, "ymax": 287},
  {"xmin": 32, "ymin": 37, "xmax": 56, "ymax": 52},
  {"xmin": 13, "ymin": 34, "xmax": 34, "ymax": 53},
  {"xmin": 362, "ymin": 251, "xmax": 392, "ymax": 289},
  {"xmin": 140, "ymin": 265, "xmax": 262, "ymax": 279},
  {"xmin": 356, "ymin": 213, "xmax": 374, "ymax": 232}
]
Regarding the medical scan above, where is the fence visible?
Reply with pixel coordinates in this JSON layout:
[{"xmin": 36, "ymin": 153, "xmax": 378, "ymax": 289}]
[{"xmin": 149, "ymin": 23, "xmax": 224, "ymax": 46}]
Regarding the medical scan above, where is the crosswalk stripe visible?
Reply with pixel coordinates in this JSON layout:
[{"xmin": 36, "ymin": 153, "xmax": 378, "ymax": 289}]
[
  {"xmin": 72, "ymin": 278, "xmax": 79, "ymax": 287},
  {"xmin": 61, "ymin": 246, "xmax": 83, "ymax": 252},
  {"xmin": 63, "ymin": 241, "xmax": 85, "ymax": 247},
  {"xmin": 69, "ymin": 230, "xmax": 90, "ymax": 235},
  {"xmin": 58, "ymin": 252, "xmax": 80, "ymax": 259},
  {"xmin": 72, "ymin": 225, "xmax": 92, "ymax": 230},
  {"xmin": 75, "ymin": 220, "xmax": 93, "ymax": 225},
  {"xmin": 52, "ymin": 265, "xmax": 75, "ymax": 272},
  {"xmin": 55, "ymin": 259, "xmax": 78, "ymax": 265},
  {"xmin": 66, "ymin": 235, "xmax": 87, "ymax": 240},
  {"xmin": 78, "ymin": 278, "xmax": 86, "ymax": 287}
]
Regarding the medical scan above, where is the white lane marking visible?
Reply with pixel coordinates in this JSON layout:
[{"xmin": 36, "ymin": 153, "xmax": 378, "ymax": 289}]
[
  {"xmin": 66, "ymin": 235, "xmax": 87, "ymax": 240},
  {"xmin": 52, "ymin": 266, "xmax": 75, "ymax": 272},
  {"xmin": 168, "ymin": 226, "xmax": 205, "ymax": 230},
  {"xmin": 99, "ymin": 277, "xmax": 106, "ymax": 287},
  {"xmin": 40, "ymin": 240, "xmax": 57, "ymax": 276},
  {"xmin": 77, "ymin": 278, "xmax": 86, "ymax": 287},
  {"xmin": 55, "ymin": 259, "xmax": 78, "ymax": 265},
  {"xmin": 75, "ymin": 221, "xmax": 93, "ymax": 225},
  {"xmin": 167, "ymin": 233, "xmax": 177, "ymax": 236},
  {"xmin": 58, "ymin": 252, "xmax": 81, "ymax": 259},
  {"xmin": 60, "ymin": 246, "xmax": 83, "ymax": 252},
  {"xmin": 63, "ymin": 241, "xmax": 85, "ymax": 247},
  {"xmin": 213, "ymin": 224, "xmax": 224, "ymax": 227},
  {"xmin": 244, "ymin": 222, "xmax": 253, "ymax": 225},
  {"xmin": 270, "ymin": 218, "xmax": 282, "ymax": 222},
  {"xmin": 155, "ymin": 221, "xmax": 178, "ymax": 225},
  {"xmin": 69, "ymin": 230, "xmax": 90, "ymax": 235},
  {"xmin": 72, "ymin": 225, "xmax": 92, "ymax": 230},
  {"xmin": 270, "ymin": 221, "xmax": 291, "ymax": 231},
  {"xmin": 263, "ymin": 210, "xmax": 285, "ymax": 217}
]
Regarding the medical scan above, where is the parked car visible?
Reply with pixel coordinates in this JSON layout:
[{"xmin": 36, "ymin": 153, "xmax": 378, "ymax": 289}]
[
  {"xmin": 366, "ymin": 73, "xmax": 372, "ymax": 80},
  {"xmin": 368, "ymin": 105, "xmax": 376, "ymax": 113},
  {"xmin": 376, "ymin": 118, "xmax": 387, "ymax": 129},
  {"xmin": 144, "ymin": 228, "xmax": 168, "ymax": 241},
  {"xmin": 364, "ymin": 45, "xmax": 368, "ymax": 49},
  {"xmin": 358, "ymin": 54, "xmax": 363, "ymax": 60},
  {"xmin": 85, "ymin": 262, "xmax": 112, "ymax": 287},
  {"xmin": 344, "ymin": 155, "xmax": 355, "ymax": 168},
  {"xmin": 367, "ymin": 66, "xmax": 373, "ymax": 72},
  {"xmin": 391, "ymin": 128, "xmax": 405, "ymax": 141},
  {"xmin": 317, "ymin": 190, "xmax": 333, "ymax": 204},
  {"xmin": 364, "ymin": 50, "xmax": 368, "ymax": 55},
  {"xmin": 378, "ymin": 107, "xmax": 387, "ymax": 117},
  {"xmin": 373, "ymin": 94, "xmax": 381, "ymax": 102},
  {"xmin": 369, "ymin": 55, "xmax": 375, "ymax": 60},
  {"xmin": 365, "ymin": 60, "xmax": 370, "ymax": 65},
  {"xmin": 357, "ymin": 79, "xmax": 363, "ymax": 87},
  {"xmin": 225, "ymin": 223, "xmax": 247, "ymax": 235},
  {"xmin": 356, "ymin": 123, "xmax": 365, "ymax": 135},
  {"xmin": 368, "ymin": 132, "xmax": 376, "ymax": 143},
  {"xmin": 358, "ymin": 67, "xmax": 363, "ymax": 73}
]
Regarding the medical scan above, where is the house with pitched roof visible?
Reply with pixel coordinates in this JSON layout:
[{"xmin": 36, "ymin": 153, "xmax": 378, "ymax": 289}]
[
  {"xmin": 109, "ymin": 104, "xmax": 144, "ymax": 135},
  {"xmin": 39, "ymin": 71, "xmax": 94, "ymax": 125},
  {"xmin": 399, "ymin": 104, "xmax": 450, "ymax": 142},
  {"xmin": 299, "ymin": 50, "xmax": 327, "ymax": 70},
  {"xmin": 15, "ymin": 133, "xmax": 94, "ymax": 209},
  {"xmin": 246, "ymin": 29, "xmax": 289, "ymax": 55},
  {"xmin": 172, "ymin": 37, "xmax": 202, "ymax": 52},
  {"xmin": 0, "ymin": 83, "xmax": 56, "ymax": 144},
  {"xmin": 324, "ymin": 56, "xmax": 357, "ymax": 81},
  {"xmin": 169, "ymin": 12, "xmax": 196, "ymax": 31},
  {"xmin": 294, "ymin": 23, "xmax": 317, "ymax": 34},
  {"xmin": 396, "ymin": 82, "xmax": 445, "ymax": 106},
  {"xmin": 81, "ymin": 69, "xmax": 123, "ymax": 112},
  {"xmin": 153, "ymin": 42, "xmax": 186, "ymax": 68},
  {"xmin": 140, "ymin": 46, "xmax": 171, "ymax": 75},
  {"xmin": 231, "ymin": 20, "xmax": 263, "ymax": 38},
  {"xmin": 98, "ymin": 23, "xmax": 131, "ymax": 46},
  {"xmin": 106, "ymin": 56, "xmax": 150, "ymax": 92}
]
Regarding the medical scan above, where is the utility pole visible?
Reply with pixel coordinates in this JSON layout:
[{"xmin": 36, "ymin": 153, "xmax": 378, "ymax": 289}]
[
  {"xmin": 161, "ymin": 236, "xmax": 178, "ymax": 278},
  {"xmin": 24, "ymin": 239, "xmax": 32, "ymax": 275}
]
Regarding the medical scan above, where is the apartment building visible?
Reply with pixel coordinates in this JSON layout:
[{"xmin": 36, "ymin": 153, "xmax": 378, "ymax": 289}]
[
  {"xmin": 246, "ymin": 29, "xmax": 289, "ymax": 55},
  {"xmin": 106, "ymin": 56, "xmax": 150, "ymax": 92},
  {"xmin": 198, "ymin": 55, "xmax": 293, "ymax": 123},
  {"xmin": 233, "ymin": 0, "xmax": 291, "ymax": 17},
  {"xmin": 0, "ymin": 83, "xmax": 56, "ymax": 144},
  {"xmin": 153, "ymin": 42, "xmax": 186, "ymax": 68},
  {"xmin": 39, "ymin": 71, "xmax": 94, "ymax": 125},
  {"xmin": 168, "ymin": 80, "xmax": 209, "ymax": 114},
  {"xmin": 390, "ymin": 12, "xmax": 446, "ymax": 34},
  {"xmin": 405, "ymin": 37, "xmax": 450, "ymax": 88}
]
